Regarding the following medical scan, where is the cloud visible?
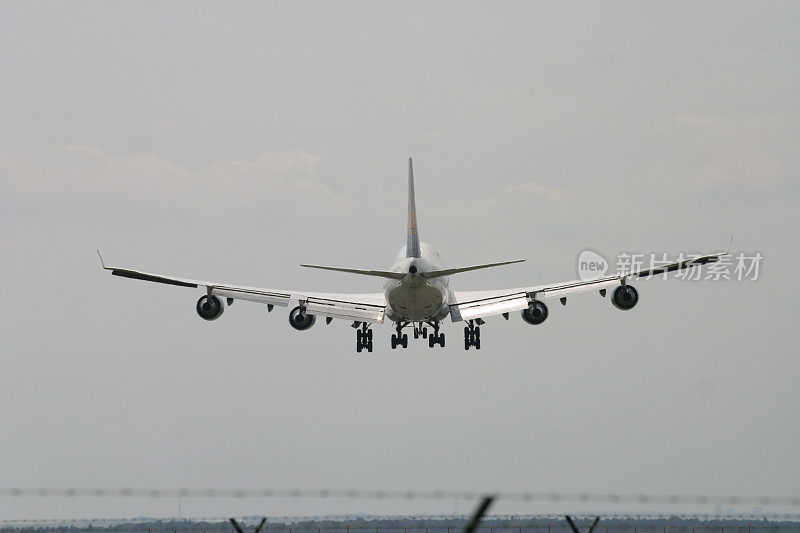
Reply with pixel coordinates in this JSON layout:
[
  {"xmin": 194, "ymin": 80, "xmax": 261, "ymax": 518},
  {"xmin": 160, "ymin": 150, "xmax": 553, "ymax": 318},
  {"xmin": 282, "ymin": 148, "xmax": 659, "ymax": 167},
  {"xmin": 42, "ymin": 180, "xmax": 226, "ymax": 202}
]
[
  {"xmin": 504, "ymin": 181, "xmax": 567, "ymax": 200},
  {"xmin": 422, "ymin": 129, "xmax": 447, "ymax": 142},
  {"xmin": 205, "ymin": 150, "xmax": 322, "ymax": 192},
  {"xmin": 673, "ymin": 113, "xmax": 715, "ymax": 127},
  {"xmin": 59, "ymin": 144, "xmax": 106, "ymax": 157},
  {"xmin": 653, "ymin": 114, "xmax": 790, "ymax": 189},
  {"xmin": 2, "ymin": 147, "xmax": 342, "ymax": 209}
]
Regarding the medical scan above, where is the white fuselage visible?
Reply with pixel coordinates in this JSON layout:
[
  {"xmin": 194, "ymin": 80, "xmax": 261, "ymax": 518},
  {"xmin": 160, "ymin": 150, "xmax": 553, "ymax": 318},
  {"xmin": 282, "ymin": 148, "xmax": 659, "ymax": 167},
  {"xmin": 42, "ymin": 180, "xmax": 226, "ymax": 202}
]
[{"xmin": 384, "ymin": 242, "xmax": 452, "ymax": 322}]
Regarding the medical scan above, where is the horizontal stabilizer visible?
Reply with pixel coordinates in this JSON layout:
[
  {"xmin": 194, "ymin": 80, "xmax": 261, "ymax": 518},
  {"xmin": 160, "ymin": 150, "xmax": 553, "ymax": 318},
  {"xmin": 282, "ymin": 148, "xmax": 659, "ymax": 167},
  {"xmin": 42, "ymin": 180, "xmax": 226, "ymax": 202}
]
[
  {"xmin": 300, "ymin": 264, "xmax": 406, "ymax": 280},
  {"xmin": 301, "ymin": 259, "xmax": 524, "ymax": 280},
  {"xmin": 423, "ymin": 259, "xmax": 525, "ymax": 279}
]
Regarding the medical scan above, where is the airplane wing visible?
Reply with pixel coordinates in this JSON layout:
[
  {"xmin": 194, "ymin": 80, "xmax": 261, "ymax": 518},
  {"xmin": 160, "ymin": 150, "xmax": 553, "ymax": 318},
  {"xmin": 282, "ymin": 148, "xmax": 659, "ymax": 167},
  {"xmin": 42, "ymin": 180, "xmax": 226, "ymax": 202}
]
[
  {"xmin": 98, "ymin": 252, "xmax": 386, "ymax": 323},
  {"xmin": 449, "ymin": 248, "xmax": 728, "ymax": 322}
]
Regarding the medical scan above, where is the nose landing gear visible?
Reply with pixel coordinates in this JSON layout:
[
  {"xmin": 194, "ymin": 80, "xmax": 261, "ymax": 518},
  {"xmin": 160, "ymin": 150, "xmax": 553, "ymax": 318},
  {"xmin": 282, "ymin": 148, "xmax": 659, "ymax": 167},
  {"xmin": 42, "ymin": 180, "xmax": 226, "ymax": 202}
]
[{"xmin": 464, "ymin": 319, "xmax": 481, "ymax": 350}]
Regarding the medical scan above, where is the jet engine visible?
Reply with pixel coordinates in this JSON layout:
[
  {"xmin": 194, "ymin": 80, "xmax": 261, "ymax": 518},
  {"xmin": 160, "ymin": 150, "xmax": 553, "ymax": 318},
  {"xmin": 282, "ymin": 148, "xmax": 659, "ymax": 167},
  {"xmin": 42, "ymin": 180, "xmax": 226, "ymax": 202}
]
[
  {"xmin": 521, "ymin": 300, "xmax": 548, "ymax": 325},
  {"xmin": 611, "ymin": 285, "xmax": 639, "ymax": 310},
  {"xmin": 289, "ymin": 305, "xmax": 316, "ymax": 331},
  {"xmin": 196, "ymin": 294, "xmax": 225, "ymax": 321}
]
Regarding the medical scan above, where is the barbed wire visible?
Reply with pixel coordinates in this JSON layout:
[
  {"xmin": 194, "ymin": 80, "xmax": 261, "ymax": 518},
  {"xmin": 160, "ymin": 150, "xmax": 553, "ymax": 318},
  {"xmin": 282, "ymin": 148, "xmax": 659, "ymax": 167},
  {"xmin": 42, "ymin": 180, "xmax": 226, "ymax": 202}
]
[
  {"xmin": 1, "ymin": 488, "xmax": 798, "ymax": 508},
  {"xmin": 3, "ymin": 513, "xmax": 800, "ymax": 526}
]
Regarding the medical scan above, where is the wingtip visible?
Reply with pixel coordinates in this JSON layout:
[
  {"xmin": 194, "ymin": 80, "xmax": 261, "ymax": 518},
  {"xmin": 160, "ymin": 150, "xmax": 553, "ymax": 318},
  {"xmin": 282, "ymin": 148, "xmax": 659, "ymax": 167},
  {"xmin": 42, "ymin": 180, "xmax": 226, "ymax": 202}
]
[
  {"xmin": 726, "ymin": 235, "xmax": 734, "ymax": 254},
  {"xmin": 96, "ymin": 249, "xmax": 106, "ymax": 269}
]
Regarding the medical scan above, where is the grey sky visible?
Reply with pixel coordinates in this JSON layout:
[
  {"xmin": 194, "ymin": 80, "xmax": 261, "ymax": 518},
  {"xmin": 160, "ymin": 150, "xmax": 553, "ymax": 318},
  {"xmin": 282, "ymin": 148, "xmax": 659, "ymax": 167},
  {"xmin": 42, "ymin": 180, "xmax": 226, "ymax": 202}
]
[{"xmin": 1, "ymin": 0, "xmax": 798, "ymax": 521}]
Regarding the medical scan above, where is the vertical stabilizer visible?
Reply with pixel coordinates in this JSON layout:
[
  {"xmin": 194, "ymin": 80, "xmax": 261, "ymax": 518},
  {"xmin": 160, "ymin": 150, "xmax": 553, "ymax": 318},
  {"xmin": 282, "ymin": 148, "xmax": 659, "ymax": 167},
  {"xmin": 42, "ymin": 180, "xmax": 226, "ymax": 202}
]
[{"xmin": 406, "ymin": 157, "xmax": 421, "ymax": 258}]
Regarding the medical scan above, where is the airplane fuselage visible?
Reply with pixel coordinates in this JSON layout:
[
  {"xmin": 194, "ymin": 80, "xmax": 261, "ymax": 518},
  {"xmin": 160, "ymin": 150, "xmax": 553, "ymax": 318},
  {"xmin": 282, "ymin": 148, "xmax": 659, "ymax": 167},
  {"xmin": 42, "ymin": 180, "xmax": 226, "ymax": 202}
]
[{"xmin": 384, "ymin": 242, "xmax": 451, "ymax": 322}]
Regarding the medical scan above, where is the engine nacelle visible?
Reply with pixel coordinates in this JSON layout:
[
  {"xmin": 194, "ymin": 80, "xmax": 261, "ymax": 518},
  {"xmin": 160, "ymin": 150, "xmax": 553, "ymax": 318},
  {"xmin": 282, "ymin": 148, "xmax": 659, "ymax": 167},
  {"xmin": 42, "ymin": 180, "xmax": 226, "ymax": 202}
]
[
  {"xmin": 521, "ymin": 300, "xmax": 548, "ymax": 325},
  {"xmin": 612, "ymin": 284, "xmax": 639, "ymax": 310},
  {"xmin": 196, "ymin": 294, "xmax": 225, "ymax": 321},
  {"xmin": 289, "ymin": 305, "xmax": 316, "ymax": 331}
]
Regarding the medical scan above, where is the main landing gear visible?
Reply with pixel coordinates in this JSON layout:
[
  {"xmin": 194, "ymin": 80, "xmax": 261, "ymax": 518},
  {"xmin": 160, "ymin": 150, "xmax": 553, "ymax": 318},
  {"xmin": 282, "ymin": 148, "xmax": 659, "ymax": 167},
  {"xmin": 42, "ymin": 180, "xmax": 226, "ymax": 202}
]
[
  {"xmin": 464, "ymin": 319, "xmax": 481, "ymax": 350},
  {"xmin": 356, "ymin": 323, "xmax": 373, "ymax": 353},
  {"xmin": 427, "ymin": 322, "xmax": 445, "ymax": 348},
  {"xmin": 391, "ymin": 322, "xmax": 409, "ymax": 349}
]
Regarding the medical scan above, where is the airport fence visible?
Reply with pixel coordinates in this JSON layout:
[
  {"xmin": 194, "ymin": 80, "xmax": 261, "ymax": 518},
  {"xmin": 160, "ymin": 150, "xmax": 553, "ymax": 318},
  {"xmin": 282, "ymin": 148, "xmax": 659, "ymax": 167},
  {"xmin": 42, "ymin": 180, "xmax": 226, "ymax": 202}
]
[{"xmin": 5, "ymin": 526, "xmax": 800, "ymax": 533}]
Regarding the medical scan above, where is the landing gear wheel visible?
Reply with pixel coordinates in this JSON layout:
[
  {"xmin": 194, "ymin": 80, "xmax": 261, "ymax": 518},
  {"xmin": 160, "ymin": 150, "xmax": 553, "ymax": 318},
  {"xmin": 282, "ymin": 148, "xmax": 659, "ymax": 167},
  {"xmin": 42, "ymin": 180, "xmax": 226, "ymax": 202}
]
[
  {"xmin": 391, "ymin": 334, "xmax": 397, "ymax": 349},
  {"xmin": 429, "ymin": 335, "xmax": 435, "ymax": 348},
  {"xmin": 422, "ymin": 327, "xmax": 428, "ymax": 338},
  {"xmin": 402, "ymin": 334, "xmax": 408, "ymax": 348},
  {"xmin": 463, "ymin": 321, "xmax": 481, "ymax": 350},
  {"xmin": 413, "ymin": 328, "xmax": 419, "ymax": 339},
  {"xmin": 356, "ymin": 324, "xmax": 373, "ymax": 353}
]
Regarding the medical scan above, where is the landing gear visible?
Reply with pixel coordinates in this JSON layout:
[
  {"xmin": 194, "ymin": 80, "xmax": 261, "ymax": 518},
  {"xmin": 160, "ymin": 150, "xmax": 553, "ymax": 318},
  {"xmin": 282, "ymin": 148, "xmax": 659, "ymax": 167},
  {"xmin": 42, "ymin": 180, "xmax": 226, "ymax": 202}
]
[
  {"xmin": 391, "ymin": 322, "xmax": 409, "ymax": 349},
  {"xmin": 391, "ymin": 333, "xmax": 408, "ymax": 349},
  {"xmin": 464, "ymin": 320, "xmax": 481, "ymax": 350},
  {"xmin": 427, "ymin": 321, "xmax": 445, "ymax": 348},
  {"xmin": 412, "ymin": 323, "xmax": 428, "ymax": 339},
  {"xmin": 356, "ymin": 323, "xmax": 373, "ymax": 353}
]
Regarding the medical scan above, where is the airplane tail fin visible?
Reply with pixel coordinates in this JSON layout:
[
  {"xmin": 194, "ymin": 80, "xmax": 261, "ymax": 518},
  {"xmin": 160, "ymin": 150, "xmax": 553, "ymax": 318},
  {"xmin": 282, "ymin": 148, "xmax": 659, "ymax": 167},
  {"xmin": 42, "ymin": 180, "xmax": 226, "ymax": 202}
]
[{"xmin": 407, "ymin": 157, "xmax": 421, "ymax": 258}]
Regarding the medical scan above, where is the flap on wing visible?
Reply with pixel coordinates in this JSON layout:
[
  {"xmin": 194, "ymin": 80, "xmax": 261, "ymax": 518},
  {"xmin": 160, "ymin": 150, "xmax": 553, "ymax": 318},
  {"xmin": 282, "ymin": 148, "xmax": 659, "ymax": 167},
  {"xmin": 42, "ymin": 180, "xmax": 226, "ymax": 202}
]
[
  {"xmin": 212, "ymin": 286, "xmax": 291, "ymax": 307},
  {"xmin": 109, "ymin": 267, "xmax": 199, "ymax": 288},
  {"xmin": 305, "ymin": 297, "xmax": 386, "ymax": 323},
  {"xmin": 450, "ymin": 292, "xmax": 529, "ymax": 322},
  {"xmin": 632, "ymin": 252, "xmax": 723, "ymax": 279},
  {"xmin": 537, "ymin": 276, "xmax": 620, "ymax": 300}
]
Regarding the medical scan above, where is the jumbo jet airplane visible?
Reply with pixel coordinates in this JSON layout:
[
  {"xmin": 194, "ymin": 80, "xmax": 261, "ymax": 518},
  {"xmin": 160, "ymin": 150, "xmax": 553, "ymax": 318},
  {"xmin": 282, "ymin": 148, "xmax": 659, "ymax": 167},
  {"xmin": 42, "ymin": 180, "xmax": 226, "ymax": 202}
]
[{"xmin": 100, "ymin": 158, "xmax": 728, "ymax": 352}]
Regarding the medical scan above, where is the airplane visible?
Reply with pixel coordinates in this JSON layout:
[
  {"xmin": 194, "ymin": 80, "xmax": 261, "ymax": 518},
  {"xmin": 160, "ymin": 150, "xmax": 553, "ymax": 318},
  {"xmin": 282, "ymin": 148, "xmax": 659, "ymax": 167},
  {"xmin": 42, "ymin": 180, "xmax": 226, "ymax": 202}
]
[{"xmin": 99, "ymin": 158, "xmax": 728, "ymax": 352}]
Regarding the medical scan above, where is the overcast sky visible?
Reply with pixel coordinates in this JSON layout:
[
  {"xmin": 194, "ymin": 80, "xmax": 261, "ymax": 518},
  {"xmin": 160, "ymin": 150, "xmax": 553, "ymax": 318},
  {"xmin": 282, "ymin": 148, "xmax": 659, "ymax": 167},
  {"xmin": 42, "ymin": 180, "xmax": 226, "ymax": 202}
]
[{"xmin": 1, "ymin": 0, "xmax": 798, "ymax": 522}]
